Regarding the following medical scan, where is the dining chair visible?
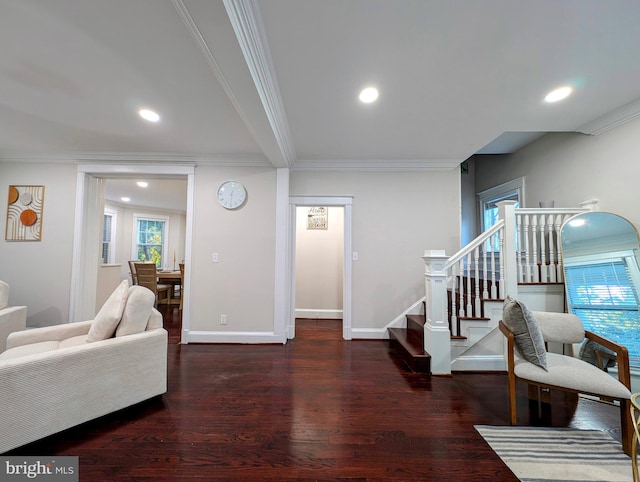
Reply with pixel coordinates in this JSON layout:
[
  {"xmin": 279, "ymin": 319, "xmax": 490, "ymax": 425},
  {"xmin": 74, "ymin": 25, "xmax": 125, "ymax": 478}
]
[
  {"xmin": 128, "ymin": 260, "xmax": 139, "ymax": 285},
  {"xmin": 179, "ymin": 263, "xmax": 185, "ymax": 310},
  {"xmin": 134, "ymin": 263, "xmax": 171, "ymax": 307}
]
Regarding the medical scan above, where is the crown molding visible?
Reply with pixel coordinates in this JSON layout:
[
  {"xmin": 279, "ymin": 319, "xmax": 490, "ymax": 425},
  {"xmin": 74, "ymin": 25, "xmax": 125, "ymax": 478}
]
[
  {"xmin": 292, "ymin": 159, "xmax": 462, "ymax": 172},
  {"xmin": 578, "ymin": 97, "xmax": 640, "ymax": 135},
  {"xmin": 0, "ymin": 151, "xmax": 270, "ymax": 167},
  {"xmin": 223, "ymin": 0, "xmax": 296, "ymax": 167}
]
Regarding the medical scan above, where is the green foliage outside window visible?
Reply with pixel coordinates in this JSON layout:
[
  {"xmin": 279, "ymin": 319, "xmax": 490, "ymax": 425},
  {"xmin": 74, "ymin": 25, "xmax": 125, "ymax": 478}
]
[{"xmin": 136, "ymin": 219, "xmax": 165, "ymax": 268}]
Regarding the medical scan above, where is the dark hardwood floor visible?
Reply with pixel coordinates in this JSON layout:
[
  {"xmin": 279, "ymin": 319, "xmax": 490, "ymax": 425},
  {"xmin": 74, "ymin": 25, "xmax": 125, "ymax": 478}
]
[{"xmin": 7, "ymin": 309, "xmax": 622, "ymax": 481}]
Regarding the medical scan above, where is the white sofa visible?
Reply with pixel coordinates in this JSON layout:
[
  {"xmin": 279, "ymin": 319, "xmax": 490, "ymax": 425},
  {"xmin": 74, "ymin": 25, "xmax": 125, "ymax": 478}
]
[
  {"xmin": 0, "ymin": 280, "xmax": 168, "ymax": 453},
  {"xmin": 0, "ymin": 280, "xmax": 27, "ymax": 353}
]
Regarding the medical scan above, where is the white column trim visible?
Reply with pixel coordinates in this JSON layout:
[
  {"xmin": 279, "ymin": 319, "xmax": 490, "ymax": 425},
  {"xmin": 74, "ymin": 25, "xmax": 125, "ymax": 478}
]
[{"xmin": 273, "ymin": 168, "xmax": 290, "ymax": 343}]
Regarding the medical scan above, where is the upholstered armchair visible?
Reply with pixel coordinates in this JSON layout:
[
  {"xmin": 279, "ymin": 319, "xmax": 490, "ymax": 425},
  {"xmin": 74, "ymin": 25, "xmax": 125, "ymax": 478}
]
[
  {"xmin": 0, "ymin": 280, "xmax": 26, "ymax": 353},
  {"xmin": 499, "ymin": 296, "xmax": 633, "ymax": 456}
]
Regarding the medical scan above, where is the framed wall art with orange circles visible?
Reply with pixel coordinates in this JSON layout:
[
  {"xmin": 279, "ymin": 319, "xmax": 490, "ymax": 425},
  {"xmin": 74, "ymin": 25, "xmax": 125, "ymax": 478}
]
[{"xmin": 5, "ymin": 185, "xmax": 45, "ymax": 241}]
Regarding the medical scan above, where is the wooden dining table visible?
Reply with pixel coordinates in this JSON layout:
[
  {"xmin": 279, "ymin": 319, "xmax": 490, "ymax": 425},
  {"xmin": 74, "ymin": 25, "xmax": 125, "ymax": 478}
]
[{"xmin": 157, "ymin": 270, "xmax": 182, "ymax": 304}]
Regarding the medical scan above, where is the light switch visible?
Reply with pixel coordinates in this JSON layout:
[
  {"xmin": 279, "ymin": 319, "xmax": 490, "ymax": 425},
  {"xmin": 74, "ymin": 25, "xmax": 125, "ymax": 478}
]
[
  {"xmin": 212, "ymin": 253, "xmax": 219, "ymax": 263},
  {"xmin": 352, "ymin": 252, "xmax": 359, "ymax": 261}
]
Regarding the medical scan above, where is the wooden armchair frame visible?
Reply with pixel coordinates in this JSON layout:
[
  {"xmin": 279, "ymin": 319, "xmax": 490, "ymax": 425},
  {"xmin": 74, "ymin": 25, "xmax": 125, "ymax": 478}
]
[{"xmin": 499, "ymin": 319, "xmax": 633, "ymax": 456}]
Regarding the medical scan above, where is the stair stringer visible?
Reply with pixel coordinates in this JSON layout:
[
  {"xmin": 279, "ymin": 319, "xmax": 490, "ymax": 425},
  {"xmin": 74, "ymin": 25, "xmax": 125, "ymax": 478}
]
[
  {"xmin": 450, "ymin": 300, "xmax": 506, "ymax": 371},
  {"xmin": 381, "ymin": 297, "xmax": 425, "ymax": 340}
]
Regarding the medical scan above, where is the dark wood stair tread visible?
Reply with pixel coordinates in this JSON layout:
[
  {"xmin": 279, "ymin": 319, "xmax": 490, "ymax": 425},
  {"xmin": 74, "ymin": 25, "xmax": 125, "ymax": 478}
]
[{"xmin": 388, "ymin": 327, "xmax": 431, "ymax": 373}]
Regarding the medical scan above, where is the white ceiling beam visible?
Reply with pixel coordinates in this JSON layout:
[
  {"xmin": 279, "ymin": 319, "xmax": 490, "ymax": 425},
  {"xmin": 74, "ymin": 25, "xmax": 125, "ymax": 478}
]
[
  {"xmin": 223, "ymin": 0, "xmax": 296, "ymax": 168},
  {"xmin": 172, "ymin": 0, "xmax": 291, "ymax": 168}
]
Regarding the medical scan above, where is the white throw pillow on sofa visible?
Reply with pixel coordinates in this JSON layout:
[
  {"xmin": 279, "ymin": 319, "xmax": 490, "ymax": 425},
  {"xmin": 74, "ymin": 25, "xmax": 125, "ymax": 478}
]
[
  {"xmin": 116, "ymin": 285, "xmax": 155, "ymax": 337},
  {"xmin": 87, "ymin": 280, "xmax": 130, "ymax": 342}
]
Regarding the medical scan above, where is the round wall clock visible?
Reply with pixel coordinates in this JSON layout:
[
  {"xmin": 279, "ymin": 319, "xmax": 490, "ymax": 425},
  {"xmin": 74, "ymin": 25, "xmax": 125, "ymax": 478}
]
[{"xmin": 217, "ymin": 181, "xmax": 247, "ymax": 210}]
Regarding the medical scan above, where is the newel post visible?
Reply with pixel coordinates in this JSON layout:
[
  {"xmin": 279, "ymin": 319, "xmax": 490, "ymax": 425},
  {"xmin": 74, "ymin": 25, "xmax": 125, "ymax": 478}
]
[
  {"xmin": 422, "ymin": 249, "xmax": 451, "ymax": 375},
  {"xmin": 497, "ymin": 200, "xmax": 518, "ymax": 299}
]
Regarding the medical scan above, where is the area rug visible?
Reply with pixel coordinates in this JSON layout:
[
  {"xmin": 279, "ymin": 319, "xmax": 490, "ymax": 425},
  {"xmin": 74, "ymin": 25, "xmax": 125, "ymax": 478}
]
[{"xmin": 475, "ymin": 425, "xmax": 633, "ymax": 481}]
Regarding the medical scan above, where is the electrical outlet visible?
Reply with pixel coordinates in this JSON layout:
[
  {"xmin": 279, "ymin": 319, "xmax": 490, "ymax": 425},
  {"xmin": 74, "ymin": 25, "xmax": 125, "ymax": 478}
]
[{"xmin": 220, "ymin": 314, "xmax": 227, "ymax": 325}]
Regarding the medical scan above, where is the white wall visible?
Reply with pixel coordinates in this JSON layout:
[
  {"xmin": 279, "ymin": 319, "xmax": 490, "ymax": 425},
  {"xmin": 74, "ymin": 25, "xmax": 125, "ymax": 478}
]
[
  {"xmin": 475, "ymin": 116, "xmax": 640, "ymax": 230},
  {"xmin": 189, "ymin": 165, "xmax": 277, "ymax": 334},
  {"xmin": 295, "ymin": 206, "xmax": 343, "ymax": 317},
  {"xmin": 290, "ymin": 170, "xmax": 461, "ymax": 330},
  {"xmin": 0, "ymin": 161, "xmax": 461, "ymax": 337},
  {"xmin": 0, "ymin": 162, "xmax": 77, "ymax": 327}
]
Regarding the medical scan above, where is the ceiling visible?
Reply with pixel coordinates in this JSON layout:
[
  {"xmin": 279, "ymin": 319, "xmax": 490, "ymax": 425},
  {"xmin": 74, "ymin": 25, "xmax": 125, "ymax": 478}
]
[{"xmin": 2, "ymin": 0, "xmax": 640, "ymax": 176}]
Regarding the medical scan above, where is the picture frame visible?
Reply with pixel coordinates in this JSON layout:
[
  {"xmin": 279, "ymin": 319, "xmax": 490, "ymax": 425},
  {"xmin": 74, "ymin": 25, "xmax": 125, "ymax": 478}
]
[
  {"xmin": 5, "ymin": 185, "xmax": 45, "ymax": 241},
  {"xmin": 307, "ymin": 206, "xmax": 328, "ymax": 230}
]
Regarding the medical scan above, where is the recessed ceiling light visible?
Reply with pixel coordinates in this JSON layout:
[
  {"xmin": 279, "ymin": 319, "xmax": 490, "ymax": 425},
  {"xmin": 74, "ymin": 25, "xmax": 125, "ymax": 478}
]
[
  {"xmin": 121, "ymin": 197, "xmax": 131, "ymax": 202},
  {"xmin": 544, "ymin": 86, "xmax": 573, "ymax": 103},
  {"xmin": 359, "ymin": 87, "xmax": 379, "ymax": 104},
  {"xmin": 138, "ymin": 108, "xmax": 160, "ymax": 122},
  {"xmin": 137, "ymin": 181, "xmax": 148, "ymax": 188}
]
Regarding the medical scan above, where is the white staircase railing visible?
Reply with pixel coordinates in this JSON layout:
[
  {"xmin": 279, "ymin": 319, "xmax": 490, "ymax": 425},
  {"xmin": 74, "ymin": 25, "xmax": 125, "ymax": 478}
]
[{"xmin": 423, "ymin": 201, "xmax": 593, "ymax": 375}]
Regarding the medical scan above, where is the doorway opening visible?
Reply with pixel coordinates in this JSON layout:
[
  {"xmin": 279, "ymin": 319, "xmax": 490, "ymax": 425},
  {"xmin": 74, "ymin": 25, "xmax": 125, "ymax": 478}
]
[
  {"xmin": 288, "ymin": 196, "xmax": 352, "ymax": 340},
  {"xmin": 70, "ymin": 164, "xmax": 195, "ymax": 345},
  {"xmin": 294, "ymin": 206, "xmax": 344, "ymax": 339}
]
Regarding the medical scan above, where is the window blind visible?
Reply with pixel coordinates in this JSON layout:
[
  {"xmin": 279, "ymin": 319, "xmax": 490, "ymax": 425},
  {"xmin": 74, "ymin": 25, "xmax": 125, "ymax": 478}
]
[{"xmin": 565, "ymin": 259, "xmax": 640, "ymax": 363}]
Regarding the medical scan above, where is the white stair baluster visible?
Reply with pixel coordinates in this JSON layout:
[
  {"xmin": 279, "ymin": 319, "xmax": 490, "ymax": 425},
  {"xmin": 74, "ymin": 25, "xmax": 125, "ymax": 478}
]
[
  {"xmin": 531, "ymin": 215, "xmax": 539, "ymax": 282},
  {"xmin": 450, "ymin": 264, "xmax": 458, "ymax": 336},
  {"xmin": 548, "ymin": 214, "xmax": 557, "ymax": 283},
  {"xmin": 523, "ymin": 214, "xmax": 531, "ymax": 282},
  {"xmin": 490, "ymin": 233, "xmax": 497, "ymax": 299},
  {"xmin": 474, "ymin": 247, "xmax": 481, "ymax": 317},
  {"xmin": 539, "ymin": 214, "xmax": 547, "ymax": 282},
  {"xmin": 458, "ymin": 258, "xmax": 465, "ymax": 318},
  {"xmin": 498, "ymin": 229, "xmax": 505, "ymax": 299},
  {"xmin": 516, "ymin": 213, "xmax": 524, "ymax": 283},
  {"xmin": 466, "ymin": 253, "xmax": 473, "ymax": 316},
  {"xmin": 482, "ymin": 239, "xmax": 489, "ymax": 299}
]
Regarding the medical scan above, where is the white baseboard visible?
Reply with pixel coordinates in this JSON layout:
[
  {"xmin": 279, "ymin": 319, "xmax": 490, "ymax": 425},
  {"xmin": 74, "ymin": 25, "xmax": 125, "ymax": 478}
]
[
  {"xmin": 351, "ymin": 327, "xmax": 387, "ymax": 339},
  {"xmin": 295, "ymin": 309, "xmax": 343, "ymax": 319},
  {"xmin": 185, "ymin": 330, "xmax": 285, "ymax": 344},
  {"xmin": 451, "ymin": 355, "xmax": 506, "ymax": 372}
]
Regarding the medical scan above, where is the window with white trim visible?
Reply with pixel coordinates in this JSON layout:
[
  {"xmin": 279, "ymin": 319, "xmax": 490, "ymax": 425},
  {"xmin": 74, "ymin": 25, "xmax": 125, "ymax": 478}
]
[
  {"xmin": 132, "ymin": 214, "xmax": 169, "ymax": 269},
  {"xmin": 478, "ymin": 177, "xmax": 524, "ymax": 251},
  {"xmin": 478, "ymin": 177, "xmax": 524, "ymax": 232},
  {"xmin": 102, "ymin": 208, "xmax": 117, "ymax": 264}
]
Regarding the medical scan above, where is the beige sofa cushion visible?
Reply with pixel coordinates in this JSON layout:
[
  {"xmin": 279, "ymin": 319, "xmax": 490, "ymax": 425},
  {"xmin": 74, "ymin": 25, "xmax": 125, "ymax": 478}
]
[
  {"xmin": 115, "ymin": 286, "xmax": 155, "ymax": 337},
  {"xmin": 0, "ymin": 341, "xmax": 59, "ymax": 360},
  {"xmin": 0, "ymin": 334, "xmax": 89, "ymax": 360},
  {"xmin": 87, "ymin": 280, "xmax": 129, "ymax": 342},
  {"xmin": 59, "ymin": 334, "xmax": 89, "ymax": 349},
  {"xmin": 0, "ymin": 280, "xmax": 9, "ymax": 310}
]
